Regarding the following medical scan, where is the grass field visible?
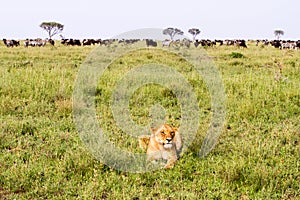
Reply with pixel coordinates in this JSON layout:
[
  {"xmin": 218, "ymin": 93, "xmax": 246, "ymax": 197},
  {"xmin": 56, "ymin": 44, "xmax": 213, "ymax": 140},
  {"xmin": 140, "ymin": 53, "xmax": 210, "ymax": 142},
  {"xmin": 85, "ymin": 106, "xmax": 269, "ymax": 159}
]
[{"xmin": 0, "ymin": 41, "xmax": 299, "ymax": 199}]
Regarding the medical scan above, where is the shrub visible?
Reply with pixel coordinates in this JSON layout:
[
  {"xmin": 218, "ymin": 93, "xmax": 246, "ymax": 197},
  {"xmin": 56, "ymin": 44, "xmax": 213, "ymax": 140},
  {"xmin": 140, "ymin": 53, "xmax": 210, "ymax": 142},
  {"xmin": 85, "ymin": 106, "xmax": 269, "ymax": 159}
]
[{"xmin": 229, "ymin": 52, "xmax": 245, "ymax": 58}]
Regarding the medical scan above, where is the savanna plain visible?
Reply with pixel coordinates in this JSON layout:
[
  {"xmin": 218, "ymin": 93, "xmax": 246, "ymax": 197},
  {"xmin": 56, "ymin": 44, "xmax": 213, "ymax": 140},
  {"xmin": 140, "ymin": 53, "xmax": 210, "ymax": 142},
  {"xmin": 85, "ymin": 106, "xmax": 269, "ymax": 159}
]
[{"xmin": 0, "ymin": 41, "xmax": 299, "ymax": 199}]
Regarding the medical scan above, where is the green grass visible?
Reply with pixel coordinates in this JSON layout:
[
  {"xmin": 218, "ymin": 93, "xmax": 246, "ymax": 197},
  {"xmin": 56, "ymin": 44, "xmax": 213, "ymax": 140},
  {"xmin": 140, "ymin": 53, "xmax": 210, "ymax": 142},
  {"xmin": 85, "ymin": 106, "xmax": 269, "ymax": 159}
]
[{"xmin": 0, "ymin": 41, "xmax": 299, "ymax": 199}]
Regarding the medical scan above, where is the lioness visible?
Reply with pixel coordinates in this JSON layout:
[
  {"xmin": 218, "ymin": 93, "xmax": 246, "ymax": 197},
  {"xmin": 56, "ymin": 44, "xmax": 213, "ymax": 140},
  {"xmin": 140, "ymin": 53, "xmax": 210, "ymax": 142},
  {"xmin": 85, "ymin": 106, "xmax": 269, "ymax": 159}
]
[{"xmin": 139, "ymin": 124, "xmax": 182, "ymax": 169}]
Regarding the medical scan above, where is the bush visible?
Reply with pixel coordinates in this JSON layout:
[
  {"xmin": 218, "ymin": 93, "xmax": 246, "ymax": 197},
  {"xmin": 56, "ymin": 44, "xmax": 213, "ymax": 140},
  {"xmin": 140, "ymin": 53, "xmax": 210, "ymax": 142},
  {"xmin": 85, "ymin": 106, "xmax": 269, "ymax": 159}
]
[{"xmin": 229, "ymin": 52, "xmax": 245, "ymax": 58}]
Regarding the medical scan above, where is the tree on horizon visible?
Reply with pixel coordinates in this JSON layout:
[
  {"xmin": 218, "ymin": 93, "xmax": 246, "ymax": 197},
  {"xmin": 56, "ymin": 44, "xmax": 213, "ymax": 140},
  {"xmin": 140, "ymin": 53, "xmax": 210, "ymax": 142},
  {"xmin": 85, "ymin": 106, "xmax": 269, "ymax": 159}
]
[
  {"xmin": 274, "ymin": 30, "xmax": 284, "ymax": 40},
  {"xmin": 163, "ymin": 28, "xmax": 184, "ymax": 40},
  {"xmin": 188, "ymin": 28, "xmax": 201, "ymax": 41},
  {"xmin": 40, "ymin": 22, "xmax": 64, "ymax": 39}
]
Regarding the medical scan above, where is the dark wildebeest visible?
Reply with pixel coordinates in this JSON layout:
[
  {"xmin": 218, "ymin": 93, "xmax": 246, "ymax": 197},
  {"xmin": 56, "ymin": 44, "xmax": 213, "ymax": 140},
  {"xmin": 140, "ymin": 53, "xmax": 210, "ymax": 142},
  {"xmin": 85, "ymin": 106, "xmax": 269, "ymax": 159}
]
[
  {"xmin": 296, "ymin": 40, "xmax": 300, "ymax": 50},
  {"xmin": 194, "ymin": 40, "xmax": 200, "ymax": 48},
  {"xmin": 3, "ymin": 39, "xmax": 19, "ymax": 47},
  {"xmin": 235, "ymin": 40, "xmax": 247, "ymax": 48},
  {"xmin": 83, "ymin": 39, "xmax": 99, "ymax": 46},
  {"xmin": 61, "ymin": 39, "xmax": 81, "ymax": 46},
  {"xmin": 194, "ymin": 39, "xmax": 215, "ymax": 47},
  {"xmin": 48, "ymin": 39, "xmax": 55, "ymax": 46},
  {"xmin": 145, "ymin": 39, "xmax": 157, "ymax": 47},
  {"xmin": 82, "ymin": 39, "xmax": 92, "ymax": 46},
  {"xmin": 215, "ymin": 40, "xmax": 223, "ymax": 46},
  {"xmin": 271, "ymin": 40, "xmax": 282, "ymax": 49}
]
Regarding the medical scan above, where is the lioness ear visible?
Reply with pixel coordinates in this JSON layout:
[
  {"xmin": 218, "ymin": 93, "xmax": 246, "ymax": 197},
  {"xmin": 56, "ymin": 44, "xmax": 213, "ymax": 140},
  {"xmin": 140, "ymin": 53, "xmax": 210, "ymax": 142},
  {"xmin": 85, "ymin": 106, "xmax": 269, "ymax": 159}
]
[
  {"xmin": 150, "ymin": 127, "xmax": 157, "ymax": 133},
  {"xmin": 173, "ymin": 127, "xmax": 178, "ymax": 132}
]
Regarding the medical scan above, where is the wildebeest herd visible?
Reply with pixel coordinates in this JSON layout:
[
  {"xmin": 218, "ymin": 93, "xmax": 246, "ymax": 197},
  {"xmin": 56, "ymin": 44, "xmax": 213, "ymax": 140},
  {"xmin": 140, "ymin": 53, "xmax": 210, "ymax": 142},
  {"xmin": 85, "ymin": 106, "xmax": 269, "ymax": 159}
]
[
  {"xmin": 2, "ymin": 38, "xmax": 300, "ymax": 50},
  {"xmin": 3, "ymin": 38, "xmax": 54, "ymax": 47},
  {"xmin": 23, "ymin": 38, "xmax": 55, "ymax": 47},
  {"xmin": 2, "ymin": 39, "xmax": 20, "ymax": 47},
  {"xmin": 256, "ymin": 39, "xmax": 300, "ymax": 50}
]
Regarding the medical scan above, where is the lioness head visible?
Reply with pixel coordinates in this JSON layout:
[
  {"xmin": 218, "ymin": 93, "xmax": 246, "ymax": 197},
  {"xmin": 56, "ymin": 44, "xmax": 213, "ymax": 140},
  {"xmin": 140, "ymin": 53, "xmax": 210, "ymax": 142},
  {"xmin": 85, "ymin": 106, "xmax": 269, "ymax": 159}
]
[{"xmin": 151, "ymin": 124, "xmax": 178, "ymax": 149}]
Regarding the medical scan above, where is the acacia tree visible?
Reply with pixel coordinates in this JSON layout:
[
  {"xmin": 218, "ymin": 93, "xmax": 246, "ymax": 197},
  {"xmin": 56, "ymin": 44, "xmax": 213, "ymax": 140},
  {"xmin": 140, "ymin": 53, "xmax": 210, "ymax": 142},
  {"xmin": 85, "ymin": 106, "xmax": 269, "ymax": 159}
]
[
  {"xmin": 188, "ymin": 28, "xmax": 201, "ymax": 41},
  {"xmin": 163, "ymin": 28, "xmax": 184, "ymax": 40},
  {"xmin": 40, "ymin": 22, "xmax": 64, "ymax": 39},
  {"xmin": 274, "ymin": 30, "xmax": 284, "ymax": 40}
]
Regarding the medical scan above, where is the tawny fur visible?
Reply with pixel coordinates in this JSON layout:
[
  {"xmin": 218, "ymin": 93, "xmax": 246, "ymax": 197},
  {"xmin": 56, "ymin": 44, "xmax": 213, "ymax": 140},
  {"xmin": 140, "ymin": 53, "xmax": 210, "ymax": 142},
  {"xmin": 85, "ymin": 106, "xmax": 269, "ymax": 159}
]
[{"xmin": 138, "ymin": 124, "xmax": 182, "ymax": 169}]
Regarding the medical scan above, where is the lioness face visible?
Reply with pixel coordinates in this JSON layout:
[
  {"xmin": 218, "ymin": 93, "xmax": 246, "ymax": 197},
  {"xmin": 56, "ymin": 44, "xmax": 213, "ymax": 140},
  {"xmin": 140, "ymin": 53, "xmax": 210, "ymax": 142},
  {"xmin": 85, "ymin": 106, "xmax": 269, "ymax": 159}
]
[{"xmin": 152, "ymin": 124, "xmax": 178, "ymax": 149}]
